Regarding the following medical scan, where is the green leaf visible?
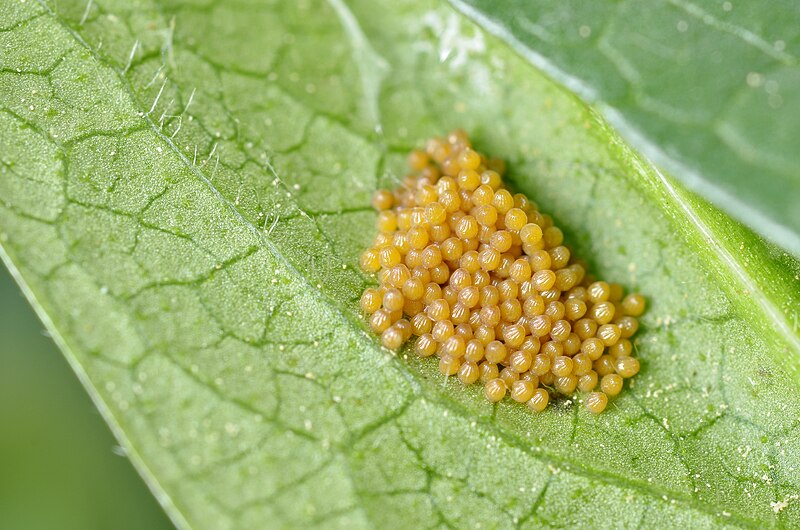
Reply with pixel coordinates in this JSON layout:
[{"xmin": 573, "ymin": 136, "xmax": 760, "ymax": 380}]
[
  {"xmin": 450, "ymin": 0, "xmax": 800, "ymax": 256},
  {"xmin": 1, "ymin": 0, "xmax": 800, "ymax": 528}
]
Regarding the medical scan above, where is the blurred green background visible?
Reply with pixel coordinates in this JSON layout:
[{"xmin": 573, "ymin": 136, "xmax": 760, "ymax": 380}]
[{"xmin": 0, "ymin": 265, "xmax": 174, "ymax": 530}]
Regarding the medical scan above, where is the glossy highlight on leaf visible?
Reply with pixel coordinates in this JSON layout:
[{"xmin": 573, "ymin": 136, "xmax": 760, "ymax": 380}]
[
  {"xmin": 451, "ymin": 0, "xmax": 800, "ymax": 257},
  {"xmin": 1, "ymin": 0, "xmax": 800, "ymax": 528}
]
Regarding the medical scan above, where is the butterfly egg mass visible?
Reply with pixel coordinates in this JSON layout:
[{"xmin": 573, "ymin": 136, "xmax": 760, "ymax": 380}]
[{"xmin": 359, "ymin": 130, "xmax": 646, "ymax": 414}]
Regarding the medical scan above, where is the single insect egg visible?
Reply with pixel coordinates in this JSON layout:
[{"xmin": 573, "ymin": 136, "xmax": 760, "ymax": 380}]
[
  {"xmin": 376, "ymin": 210, "xmax": 398, "ymax": 234},
  {"xmin": 597, "ymin": 324, "xmax": 622, "ymax": 346},
  {"xmin": 439, "ymin": 355, "xmax": 461, "ymax": 376},
  {"xmin": 545, "ymin": 301, "xmax": 566, "ymax": 321},
  {"xmin": 430, "ymin": 263, "xmax": 450, "ymax": 284},
  {"xmin": 610, "ymin": 339, "xmax": 632, "ymax": 357},
  {"xmin": 457, "ymin": 168, "xmax": 481, "ymax": 191},
  {"xmin": 416, "ymin": 186, "xmax": 438, "ymax": 206},
  {"xmin": 395, "ymin": 319, "xmax": 413, "ymax": 341},
  {"xmin": 504, "ymin": 208, "xmax": 527, "ymax": 231},
  {"xmin": 474, "ymin": 204, "xmax": 499, "ymax": 227},
  {"xmin": 543, "ymin": 226, "xmax": 563, "ymax": 248},
  {"xmin": 439, "ymin": 238, "xmax": 463, "ymax": 262},
  {"xmin": 489, "ymin": 229, "xmax": 512, "ymax": 252},
  {"xmin": 472, "ymin": 269, "xmax": 491, "ymax": 288},
  {"xmin": 464, "ymin": 339, "xmax": 485, "ymax": 363},
  {"xmin": 457, "ymin": 250, "xmax": 479, "ymax": 274},
  {"xmin": 429, "ymin": 223, "xmax": 451, "ymax": 243},
  {"xmin": 408, "ymin": 149, "xmax": 429, "ymax": 170},
  {"xmin": 511, "ymin": 380, "xmax": 536, "ymax": 402},
  {"xmin": 458, "ymin": 361, "xmax": 480, "ymax": 385},
  {"xmin": 548, "ymin": 246, "xmax": 570, "ymax": 270},
  {"xmin": 615, "ymin": 356, "xmax": 640, "ymax": 378},
  {"xmin": 485, "ymin": 340, "xmax": 507, "ymax": 364},
  {"xmin": 554, "ymin": 268, "xmax": 578, "ymax": 291},
  {"xmin": 502, "ymin": 323, "xmax": 526, "ymax": 348},
  {"xmin": 528, "ymin": 250, "xmax": 552, "ymax": 272},
  {"xmin": 458, "ymin": 285, "xmax": 480, "ymax": 308},
  {"xmin": 500, "ymin": 298, "xmax": 523, "ymax": 322},
  {"xmin": 455, "ymin": 215, "xmax": 479, "ymax": 239},
  {"xmin": 520, "ymin": 336, "xmax": 541, "ymax": 356},
  {"xmin": 381, "ymin": 326, "xmax": 404, "ymax": 350},
  {"xmin": 551, "ymin": 356, "xmax": 574, "ymax": 377},
  {"xmin": 443, "ymin": 335, "xmax": 466, "ymax": 358},
  {"xmin": 509, "ymin": 259, "xmax": 532, "ymax": 283},
  {"xmin": 575, "ymin": 318, "xmax": 598, "ymax": 341},
  {"xmin": 454, "ymin": 322, "xmax": 473, "ymax": 340},
  {"xmin": 532, "ymin": 270, "xmax": 556, "ymax": 292},
  {"xmin": 554, "ymin": 375, "xmax": 578, "ymax": 395},
  {"xmin": 577, "ymin": 371, "xmax": 598, "ymax": 393},
  {"xmin": 474, "ymin": 324, "xmax": 495, "ymax": 345},
  {"xmin": 587, "ymin": 281, "xmax": 611, "ymax": 303},
  {"xmin": 411, "ymin": 313, "xmax": 433, "ymax": 336},
  {"xmin": 519, "ymin": 223, "xmax": 543, "ymax": 245},
  {"xmin": 423, "ymin": 282, "xmax": 443, "ymax": 304},
  {"xmin": 484, "ymin": 378, "xmax": 507, "ymax": 403},
  {"xmin": 526, "ymin": 388, "xmax": 549, "ymax": 412},
  {"xmin": 589, "ymin": 301, "xmax": 615, "ymax": 325},
  {"xmin": 523, "ymin": 295, "xmax": 545, "ymax": 318},
  {"xmin": 431, "ymin": 319, "xmax": 455, "ymax": 342},
  {"xmin": 450, "ymin": 302, "xmax": 470, "ymax": 324},
  {"xmin": 479, "ymin": 305, "xmax": 502, "ymax": 327},
  {"xmin": 387, "ymin": 264, "xmax": 411, "ymax": 288},
  {"xmin": 402, "ymin": 278, "xmax": 425, "ymax": 301},
  {"xmin": 500, "ymin": 367, "xmax": 519, "ymax": 389},
  {"xmin": 480, "ymin": 362, "xmax": 500, "ymax": 383},
  {"xmin": 564, "ymin": 298, "xmax": 587, "ymax": 321},
  {"xmin": 405, "ymin": 249, "xmax": 423, "ymax": 269},
  {"xmin": 585, "ymin": 392, "xmax": 608, "ymax": 414},
  {"xmin": 519, "ymin": 280, "xmax": 536, "ymax": 300},
  {"xmin": 440, "ymin": 191, "xmax": 462, "ymax": 213},
  {"xmin": 594, "ymin": 355, "xmax": 616, "ymax": 377},
  {"xmin": 481, "ymin": 170, "xmax": 503, "ymax": 189},
  {"xmin": 563, "ymin": 333, "xmax": 582, "ymax": 356},
  {"xmin": 421, "ymin": 245, "xmax": 443, "ymax": 269},
  {"xmin": 541, "ymin": 340, "xmax": 563, "ymax": 358},
  {"xmin": 572, "ymin": 353, "xmax": 593, "ymax": 376},
  {"xmin": 360, "ymin": 288, "xmax": 382, "ymax": 314},
  {"xmin": 622, "ymin": 293, "xmax": 646, "ymax": 316},
  {"xmin": 383, "ymin": 288, "xmax": 405, "ymax": 312},
  {"xmin": 509, "ymin": 349, "xmax": 533, "ymax": 373},
  {"xmin": 458, "ymin": 148, "xmax": 482, "ymax": 170},
  {"xmin": 426, "ymin": 298, "xmax": 450, "ymax": 321},
  {"xmin": 601, "ymin": 373, "xmax": 623, "ymax": 396},
  {"xmin": 497, "ymin": 279, "xmax": 520, "ymax": 301},
  {"xmin": 425, "ymin": 202, "xmax": 447, "ymax": 225},
  {"xmin": 616, "ymin": 316, "xmax": 639, "ymax": 338},
  {"xmin": 372, "ymin": 189, "xmax": 394, "ymax": 210},
  {"xmin": 379, "ymin": 246, "xmax": 402, "ymax": 268},
  {"xmin": 471, "ymin": 184, "xmax": 494, "ymax": 206},
  {"xmin": 493, "ymin": 189, "xmax": 514, "ymax": 214},
  {"xmin": 479, "ymin": 285, "xmax": 500, "ymax": 307},
  {"xmin": 407, "ymin": 226, "xmax": 429, "ymax": 250},
  {"xmin": 478, "ymin": 247, "xmax": 502, "ymax": 271},
  {"xmin": 370, "ymin": 309, "xmax": 393, "ymax": 333},
  {"xmin": 529, "ymin": 315, "xmax": 552, "ymax": 338},
  {"xmin": 360, "ymin": 249, "xmax": 381, "ymax": 273}
]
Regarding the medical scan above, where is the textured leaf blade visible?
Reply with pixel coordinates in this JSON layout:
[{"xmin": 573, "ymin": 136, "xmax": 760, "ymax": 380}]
[
  {"xmin": 1, "ymin": 0, "xmax": 800, "ymax": 529},
  {"xmin": 450, "ymin": 0, "xmax": 800, "ymax": 256}
]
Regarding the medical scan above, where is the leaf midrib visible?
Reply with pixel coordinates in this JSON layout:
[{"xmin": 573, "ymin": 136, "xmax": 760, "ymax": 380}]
[{"xmin": 31, "ymin": 2, "xmax": 773, "ymax": 527}]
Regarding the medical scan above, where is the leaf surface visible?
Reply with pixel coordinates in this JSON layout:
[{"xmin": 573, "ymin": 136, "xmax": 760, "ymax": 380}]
[
  {"xmin": 451, "ymin": 0, "xmax": 800, "ymax": 256},
  {"xmin": 1, "ymin": 0, "xmax": 800, "ymax": 528}
]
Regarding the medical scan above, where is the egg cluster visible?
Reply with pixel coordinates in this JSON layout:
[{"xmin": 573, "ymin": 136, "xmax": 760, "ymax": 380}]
[{"xmin": 359, "ymin": 130, "xmax": 645, "ymax": 414}]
